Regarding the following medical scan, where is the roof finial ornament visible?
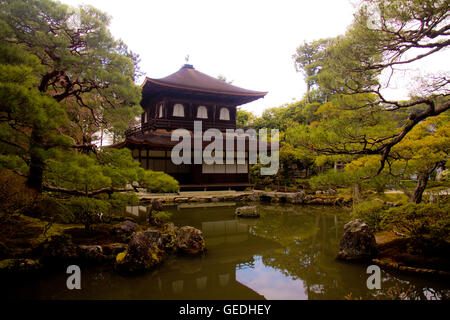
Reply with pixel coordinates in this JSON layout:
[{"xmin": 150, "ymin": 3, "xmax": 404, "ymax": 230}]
[{"xmin": 183, "ymin": 55, "xmax": 193, "ymax": 69}]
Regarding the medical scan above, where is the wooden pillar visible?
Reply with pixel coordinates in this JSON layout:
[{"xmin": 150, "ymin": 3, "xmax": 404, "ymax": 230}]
[
  {"xmin": 164, "ymin": 99, "xmax": 168, "ymax": 119},
  {"xmin": 138, "ymin": 147, "xmax": 141, "ymax": 167}
]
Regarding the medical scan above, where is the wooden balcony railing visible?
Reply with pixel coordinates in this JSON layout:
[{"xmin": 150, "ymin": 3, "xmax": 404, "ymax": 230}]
[{"xmin": 125, "ymin": 119, "xmax": 236, "ymax": 137}]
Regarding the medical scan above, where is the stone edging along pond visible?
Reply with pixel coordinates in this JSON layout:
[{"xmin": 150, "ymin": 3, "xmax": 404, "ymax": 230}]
[
  {"xmin": 139, "ymin": 190, "xmax": 353, "ymax": 207},
  {"xmin": 372, "ymin": 258, "xmax": 450, "ymax": 278}
]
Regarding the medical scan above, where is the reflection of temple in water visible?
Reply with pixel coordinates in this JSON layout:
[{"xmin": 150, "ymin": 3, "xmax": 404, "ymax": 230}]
[
  {"xmin": 5, "ymin": 204, "xmax": 449, "ymax": 300},
  {"xmin": 139, "ymin": 217, "xmax": 280, "ymax": 300},
  {"xmin": 80, "ymin": 206, "xmax": 279, "ymax": 299}
]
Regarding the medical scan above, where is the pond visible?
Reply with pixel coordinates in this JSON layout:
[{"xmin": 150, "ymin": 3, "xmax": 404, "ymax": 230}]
[{"xmin": 2, "ymin": 203, "xmax": 449, "ymax": 300}]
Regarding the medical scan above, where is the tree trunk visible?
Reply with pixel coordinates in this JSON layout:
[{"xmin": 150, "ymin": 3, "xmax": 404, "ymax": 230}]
[
  {"xmin": 412, "ymin": 174, "xmax": 429, "ymax": 204},
  {"xmin": 353, "ymin": 182, "xmax": 361, "ymax": 204},
  {"xmin": 27, "ymin": 130, "xmax": 45, "ymax": 193},
  {"xmin": 306, "ymin": 82, "xmax": 311, "ymax": 103}
]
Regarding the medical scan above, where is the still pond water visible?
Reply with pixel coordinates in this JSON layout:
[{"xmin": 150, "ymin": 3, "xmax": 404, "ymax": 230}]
[{"xmin": 3, "ymin": 203, "xmax": 449, "ymax": 299}]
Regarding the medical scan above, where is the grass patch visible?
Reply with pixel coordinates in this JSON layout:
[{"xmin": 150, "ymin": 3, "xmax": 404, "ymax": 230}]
[
  {"xmin": 364, "ymin": 192, "xmax": 409, "ymax": 204},
  {"xmin": 0, "ymin": 215, "xmax": 83, "ymax": 258}
]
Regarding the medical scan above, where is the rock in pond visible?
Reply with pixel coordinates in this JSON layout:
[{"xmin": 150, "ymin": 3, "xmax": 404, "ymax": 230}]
[
  {"xmin": 235, "ymin": 206, "xmax": 260, "ymax": 218},
  {"xmin": 101, "ymin": 243, "xmax": 128, "ymax": 256},
  {"xmin": 143, "ymin": 229, "xmax": 163, "ymax": 248},
  {"xmin": 115, "ymin": 232, "xmax": 162, "ymax": 273},
  {"xmin": 337, "ymin": 219, "xmax": 377, "ymax": 261},
  {"xmin": 78, "ymin": 245, "xmax": 105, "ymax": 262},
  {"xmin": 113, "ymin": 220, "xmax": 138, "ymax": 242},
  {"xmin": 175, "ymin": 226, "xmax": 206, "ymax": 255},
  {"xmin": 161, "ymin": 223, "xmax": 178, "ymax": 252}
]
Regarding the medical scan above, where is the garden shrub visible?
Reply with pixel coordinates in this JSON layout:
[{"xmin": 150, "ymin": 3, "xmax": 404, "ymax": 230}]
[
  {"xmin": 109, "ymin": 192, "xmax": 139, "ymax": 210},
  {"xmin": 0, "ymin": 168, "xmax": 39, "ymax": 220},
  {"xmin": 309, "ymin": 170, "xmax": 349, "ymax": 190},
  {"xmin": 63, "ymin": 197, "xmax": 111, "ymax": 231},
  {"xmin": 140, "ymin": 170, "xmax": 179, "ymax": 193},
  {"xmin": 151, "ymin": 211, "xmax": 172, "ymax": 226},
  {"xmin": 30, "ymin": 197, "xmax": 75, "ymax": 224},
  {"xmin": 351, "ymin": 200, "xmax": 386, "ymax": 231},
  {"xmin": 437, "ymin": 169, "xmax": 449, "ymax": 182},
  {"xmin": 382, "ymin": 202, "xmax": 450, "ymax": 250}
]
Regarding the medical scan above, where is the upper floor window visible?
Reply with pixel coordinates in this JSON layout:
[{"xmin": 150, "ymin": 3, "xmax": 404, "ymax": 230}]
[
  {"xmin": 219, "ymin": 107, "xmax": 230, "ymax": 121},
  {"xmin": 173, "ymin": 103, "xmax": 185, "ymax": 117},
  {"xmin": 196, "ymin": 106, "xmax": 208, "ymax": 119},
  {"xmin": 158, "ymin": 104, "xmax": 164, "ymax": 118}
]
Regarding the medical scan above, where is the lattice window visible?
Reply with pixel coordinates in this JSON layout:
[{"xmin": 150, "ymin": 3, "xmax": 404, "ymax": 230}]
[
  {"xmin": 196, "ymin": 106, "xmax": 208, "ymax": 119},
  {"xmin": 219, "ymin": 107, "xmax": 230, "ymax": 120},
  {"xmin": 173, "ymin": 103, "xmax": 185, "ymax": 117}
]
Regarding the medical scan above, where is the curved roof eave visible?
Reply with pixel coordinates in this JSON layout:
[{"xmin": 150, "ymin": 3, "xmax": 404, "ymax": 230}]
[{"xmin": 141, "ymin": 77, "xmax": 268, "ymax": 98}]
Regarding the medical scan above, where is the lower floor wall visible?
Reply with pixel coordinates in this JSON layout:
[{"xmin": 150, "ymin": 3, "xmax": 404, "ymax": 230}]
[{"xmin": 131, "ymin": 147, "xmax": 250, "ymax": 188}]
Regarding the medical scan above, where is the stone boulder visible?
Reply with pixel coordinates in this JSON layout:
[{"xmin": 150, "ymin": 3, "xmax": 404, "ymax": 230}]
[
  {"xmin": 161, "ymin": 223, "xmax": 178, "ymax": 252},
  {"xmin": 115, "ymin": 232, "xmax": 162, "ymax": 273},
  {"xmin": 150, "ymin": 199, "xmax": 163, "ymax": 212},
  {"xmin": 337, "ymin": 219, "xmax": 377, "ymax": 261},
  {"xmin": 101, "ymin": 243, "xmax": 127, "ymax": 256},
  {"xmin": 41, "ymin": 234, "xmax": 78, "ymax": 264},
  {"xmin": 78, "ymin": 245, "xmax": 105, "ymax": 263},
  {"xmin": 113, "ymin": 220, "xmax": 138, "ymax": 242},
  {"xmin": 0, "ymin": 258, "xmax": 41, "ymax": 273},
  {"xmin": 175, "ymin": 226, "xmax": 205, "ymax": 255},
  {"xmin": 143, "ymin": 229, "xmax": 163, "ymax": 248},
  {"xmin": 235, "ymin": 206, "xmax": 260, "ymax": 218},
  {"xmin": 247, "ymin": 192, "xmax": 261, "ymax": 202}
]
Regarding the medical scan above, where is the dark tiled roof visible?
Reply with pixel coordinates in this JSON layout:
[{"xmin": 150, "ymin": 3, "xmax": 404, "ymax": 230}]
[{"xmin": 142, "ymin": 64, "xmax": 267, "ymax": 98}]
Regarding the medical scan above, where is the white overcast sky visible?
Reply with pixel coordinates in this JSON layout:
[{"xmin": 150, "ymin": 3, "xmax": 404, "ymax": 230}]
[{"xmin": 60, "ymin": 0, "xmax": 448, "ymax": 115}]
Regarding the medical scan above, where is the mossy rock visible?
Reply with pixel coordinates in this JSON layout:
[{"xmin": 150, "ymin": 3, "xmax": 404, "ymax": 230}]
[
  {"xmin": 0, "ymin": 215, "xmax": 82, "ymax": 259},
  {"xmin": 175, "ymin": 226, "xmax": 206, "ymax": 255},
  {"xmin": 114, "ymin": 232, "xmax": 163, "ymax": 273},
  {"xmin": 0, "ymin": 258, "xmax": 42, "ymax": 273},
  {"xmin": 116, "ymin": 250, "xmax": 127, "ymax": 263}
]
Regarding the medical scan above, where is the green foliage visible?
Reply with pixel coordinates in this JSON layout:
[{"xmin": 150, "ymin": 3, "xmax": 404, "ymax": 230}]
[
  {"xmin": 309, "ymin": 170, "xmax": 349, "ymax": 190},
  {"xmin": 0, "ymin": 168, "xmax": 39, "ymax": 220},
  {"xmin": 391, "ymin": 114, "xmax": 450, "ymax": 188},
  {"xmin": 109, "ymin": 192, "xmax": 139, "ymax": 210},
  {"xmin": 293, "ymin": 38, "xmax": 332, "ymax": 101},
  {"xmin": 45, "ymin": 148, "xmax": 139, "ymax": 193},
  {"xmin": 0, "ymin": 43, "xmax": 70, "ymax": 178},
  {"xmin": 236, "ymin": 109, "xmax": 257, "ymax": 129},
  {"xmin": 45, "ymin": 147, "xmax": 179, "ymax": 194},
  {"xmin": 382, "ymin": 202, "xmax": 450, "ymax": 250},
  {"xmin": 253, "ymin": 100, "xmax": 313, "ymax": 130},
  {"xmin": 63, "ymin": 197, "xmax": 111, "ymax": 231},
  {"xmin": 139, "ymin": 170, "xmax": 179, "ymax": 193},
  {"xmin": 31, "ymin": 197, "xmax": 75, "ymax": 224},
  {"xmin": 28, "ymin": 191, "xmax": 141, "ymax": 225},
  {"xmin": 438, "ymin": 170, "xmax": 449, "ymax": 182},
  {"xmin": 351, "ymin": 200, "xmax": 386, "ymax": 231},
  {"xmin": 287, "ymin": 0, "xmax": 449, "ymax": 204},
  {"xmin": 152, "ymin": 211, "xmax": 172, "ymax": 226},
  {"xmin": 0, "ymin": 0, "xmax": 142, "ymax": 191}
]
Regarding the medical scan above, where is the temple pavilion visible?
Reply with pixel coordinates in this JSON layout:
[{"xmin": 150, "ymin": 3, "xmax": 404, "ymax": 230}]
[{"xmin": 115, "ymin": 64, "xmax": 267, "ymax": 190}]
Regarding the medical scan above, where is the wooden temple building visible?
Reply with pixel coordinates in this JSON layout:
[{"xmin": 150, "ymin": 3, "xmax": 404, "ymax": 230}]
[{"xmin": 115, "ymin": 64, "xmax": 267, "ymax": 190}]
